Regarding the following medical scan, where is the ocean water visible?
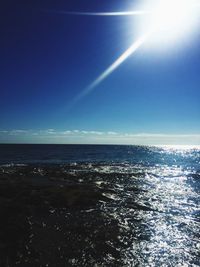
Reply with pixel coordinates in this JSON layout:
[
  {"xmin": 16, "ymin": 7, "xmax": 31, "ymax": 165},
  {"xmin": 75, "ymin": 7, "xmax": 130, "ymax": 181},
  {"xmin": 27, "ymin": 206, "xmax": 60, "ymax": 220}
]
[{"xmin": 0, "ymin": 144, "xmax": 199, "ymax": 266}]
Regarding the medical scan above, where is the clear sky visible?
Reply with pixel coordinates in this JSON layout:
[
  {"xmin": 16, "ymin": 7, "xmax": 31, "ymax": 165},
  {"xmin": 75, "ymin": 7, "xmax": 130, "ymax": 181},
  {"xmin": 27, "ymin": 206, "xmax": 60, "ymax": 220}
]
[{"xmin": 0, "ymin": 0, "xmax": 200, "ymax": 145}]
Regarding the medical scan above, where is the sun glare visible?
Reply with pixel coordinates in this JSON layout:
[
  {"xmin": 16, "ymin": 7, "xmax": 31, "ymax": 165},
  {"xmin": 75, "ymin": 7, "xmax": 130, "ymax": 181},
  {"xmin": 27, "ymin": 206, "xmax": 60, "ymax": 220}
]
[
  {"xmin": 63, "ymin": 0, "xmax": 200, "ymax": 106},
  {"xmin": 136, "ymin": 0, "xmax": 200, "ymax": 50}
]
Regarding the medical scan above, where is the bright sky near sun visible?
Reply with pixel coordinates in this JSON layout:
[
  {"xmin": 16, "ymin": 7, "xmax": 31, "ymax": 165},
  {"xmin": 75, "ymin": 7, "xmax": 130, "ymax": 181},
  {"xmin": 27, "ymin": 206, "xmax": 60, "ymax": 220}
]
[{"xmin": 0, "ymin": 0, "xmax": 200, "ymax": 144}]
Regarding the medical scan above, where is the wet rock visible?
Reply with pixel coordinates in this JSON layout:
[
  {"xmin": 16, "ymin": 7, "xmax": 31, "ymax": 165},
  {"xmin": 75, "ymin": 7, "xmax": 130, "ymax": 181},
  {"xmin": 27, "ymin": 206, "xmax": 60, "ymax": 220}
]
[{"xmin": 0, "ymin": 165, "xmax": 122, "ymax": 267}]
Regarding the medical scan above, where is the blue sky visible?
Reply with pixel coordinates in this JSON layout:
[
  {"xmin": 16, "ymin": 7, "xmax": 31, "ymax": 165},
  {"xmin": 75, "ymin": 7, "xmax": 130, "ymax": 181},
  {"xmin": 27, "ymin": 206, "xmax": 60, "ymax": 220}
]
[{"xmin": 0, "ymin": 0, "xmax": 200, "ymax": 144}]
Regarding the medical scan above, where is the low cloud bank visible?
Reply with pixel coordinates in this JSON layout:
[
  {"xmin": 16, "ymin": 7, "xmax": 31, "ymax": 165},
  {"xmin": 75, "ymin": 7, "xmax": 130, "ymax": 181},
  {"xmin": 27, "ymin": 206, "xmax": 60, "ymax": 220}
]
[{"xmin": 0, "ymin": 129, "xmax": 200, "ymax": 145}]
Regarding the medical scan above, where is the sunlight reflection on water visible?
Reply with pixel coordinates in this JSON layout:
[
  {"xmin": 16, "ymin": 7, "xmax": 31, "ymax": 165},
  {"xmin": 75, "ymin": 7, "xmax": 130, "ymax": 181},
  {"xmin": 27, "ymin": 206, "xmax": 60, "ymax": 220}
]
[
  {"xmin": 81, "ymin": 146, "xmax": 199, "ymax": 266},
  {"xmin": 0, "ymin": 145, "xmax": 199, "ymax": 266},
  {"xmin": 103, "ymin": 161, "xmax": 200, "ymax": 266}
]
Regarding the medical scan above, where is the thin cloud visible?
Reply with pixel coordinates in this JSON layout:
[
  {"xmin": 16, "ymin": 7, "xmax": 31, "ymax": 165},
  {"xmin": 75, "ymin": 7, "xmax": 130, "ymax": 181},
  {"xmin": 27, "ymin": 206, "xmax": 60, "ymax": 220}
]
[
  {"xmin": 0, "ymin": 129, "xmax": 200, "ymax": 145},
  {"xmin": 8, "ymin": 130, "xmax": 30, "ymax": 135},
  {"xmin": 107, "ymin": 131, "xmax": 118, "ymax": 135}
]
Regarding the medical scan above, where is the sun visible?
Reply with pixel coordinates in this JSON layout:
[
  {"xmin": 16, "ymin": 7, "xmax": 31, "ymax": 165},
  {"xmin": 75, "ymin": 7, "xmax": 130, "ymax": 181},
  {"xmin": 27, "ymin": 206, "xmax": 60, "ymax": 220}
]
[
  {"xmin": 59, "ymin": 0, "xmax": 200, "ymax": 105},
  {"xmin": 136, "ymin": 0, "xmax": 200, "ymax": 50}
]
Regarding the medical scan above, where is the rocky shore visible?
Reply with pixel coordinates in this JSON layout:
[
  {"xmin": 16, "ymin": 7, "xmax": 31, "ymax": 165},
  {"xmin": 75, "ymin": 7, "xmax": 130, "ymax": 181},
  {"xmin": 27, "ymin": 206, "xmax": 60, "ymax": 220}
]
[{"xmin": 0, "ymin": 164, "xmax": 124, "ymax": 267}]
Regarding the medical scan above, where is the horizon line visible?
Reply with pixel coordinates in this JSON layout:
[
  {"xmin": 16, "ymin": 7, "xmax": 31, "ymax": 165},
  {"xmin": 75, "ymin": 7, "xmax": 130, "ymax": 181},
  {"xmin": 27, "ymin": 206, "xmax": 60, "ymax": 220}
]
[{"xmin": 0, "ymin": 142, "xmax": 200, "ymax": 148}]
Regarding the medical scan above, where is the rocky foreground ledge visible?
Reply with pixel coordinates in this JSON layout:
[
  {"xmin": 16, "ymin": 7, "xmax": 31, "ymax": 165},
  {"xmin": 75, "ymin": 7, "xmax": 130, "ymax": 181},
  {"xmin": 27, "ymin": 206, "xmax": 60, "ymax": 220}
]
[{"xmin": 0, "ymin": 164, "xmax": 126, "ymax": 267}]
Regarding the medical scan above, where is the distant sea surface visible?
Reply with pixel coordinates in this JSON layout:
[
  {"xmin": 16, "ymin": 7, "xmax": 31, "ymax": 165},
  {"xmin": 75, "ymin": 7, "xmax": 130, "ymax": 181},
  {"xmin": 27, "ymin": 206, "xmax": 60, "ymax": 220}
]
[
  {"xmin": 0, "ymin": 144, "xmax": 200, "ymax": 167},
  {"xmin": 0, "ymin": 144, "xmax": 199, "ymax": 266}
]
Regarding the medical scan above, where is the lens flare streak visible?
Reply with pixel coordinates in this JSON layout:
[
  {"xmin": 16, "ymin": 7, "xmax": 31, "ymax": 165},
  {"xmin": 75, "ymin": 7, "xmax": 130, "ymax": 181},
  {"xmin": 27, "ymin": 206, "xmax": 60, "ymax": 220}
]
[
  {"xmin": 72, "ymin": 32, "xmax": 151, "ymax": 105},
  {"xmin": 51, "ymin": 10, "xmax": 150, "ymax": 16}
]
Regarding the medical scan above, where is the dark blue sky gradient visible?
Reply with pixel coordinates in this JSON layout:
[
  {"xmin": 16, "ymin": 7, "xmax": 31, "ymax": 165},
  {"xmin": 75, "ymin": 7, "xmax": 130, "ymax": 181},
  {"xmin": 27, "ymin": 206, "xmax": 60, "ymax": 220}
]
[{"xmin": 0, "ymin": 0, "xmax": 200, "ymax": 143}]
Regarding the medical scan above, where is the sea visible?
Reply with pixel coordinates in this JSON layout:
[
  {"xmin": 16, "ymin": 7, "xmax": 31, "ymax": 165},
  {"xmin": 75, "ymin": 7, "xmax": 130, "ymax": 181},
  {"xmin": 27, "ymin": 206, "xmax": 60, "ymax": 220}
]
[{"xmin": 0, "ymin": 144, "xmax": 199, "ymax": 266}]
